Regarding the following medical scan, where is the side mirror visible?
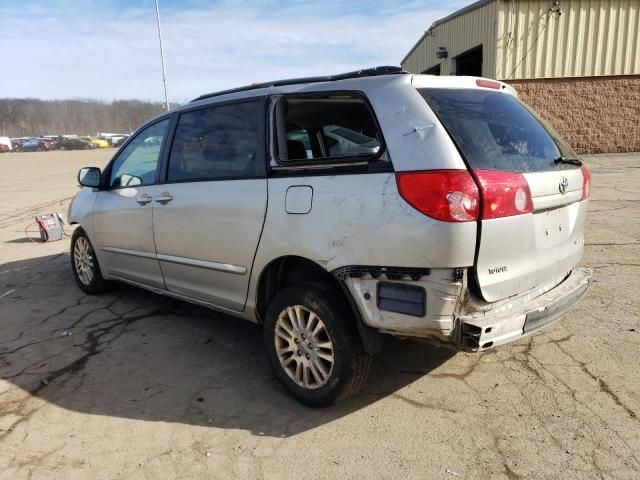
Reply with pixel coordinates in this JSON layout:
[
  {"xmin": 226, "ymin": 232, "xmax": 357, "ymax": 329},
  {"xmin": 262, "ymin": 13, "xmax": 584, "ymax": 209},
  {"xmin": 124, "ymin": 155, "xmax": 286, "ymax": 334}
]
[{"xmin": 78, "ymin": 167, "xmax": 101, "ymax": 188}]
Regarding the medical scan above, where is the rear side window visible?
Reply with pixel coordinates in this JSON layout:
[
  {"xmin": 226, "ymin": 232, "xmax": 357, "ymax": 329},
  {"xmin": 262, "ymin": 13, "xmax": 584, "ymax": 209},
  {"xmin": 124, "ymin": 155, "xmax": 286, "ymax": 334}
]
[
  {"xmin": 419, "ymin": 88, "xmax": 575, "ymax": 173},
  {"xmin": 276, "ymin": 94, "xmax": 381, "ymax": 163},
  {"xmin": 167, "ymin": 101, "xmax": 262, "ymax": 182}
]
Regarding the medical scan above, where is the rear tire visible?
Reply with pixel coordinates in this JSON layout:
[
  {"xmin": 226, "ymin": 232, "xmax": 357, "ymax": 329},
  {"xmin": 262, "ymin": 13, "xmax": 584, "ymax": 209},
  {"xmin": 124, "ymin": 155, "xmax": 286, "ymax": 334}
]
[
  {"xmin": 70, "ymin": 228, "xmax": 114, "ymax": 294},
  {"xmin": 263, "ymin": 282, "xmax": 371, "ymax": 407}
]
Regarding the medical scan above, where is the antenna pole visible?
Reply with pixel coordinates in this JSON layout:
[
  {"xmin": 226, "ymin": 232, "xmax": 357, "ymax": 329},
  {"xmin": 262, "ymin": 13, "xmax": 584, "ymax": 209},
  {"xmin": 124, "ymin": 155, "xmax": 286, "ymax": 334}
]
[{"xmin": 154, "ymin": 0, "xmax": 170, "ymax": 110}]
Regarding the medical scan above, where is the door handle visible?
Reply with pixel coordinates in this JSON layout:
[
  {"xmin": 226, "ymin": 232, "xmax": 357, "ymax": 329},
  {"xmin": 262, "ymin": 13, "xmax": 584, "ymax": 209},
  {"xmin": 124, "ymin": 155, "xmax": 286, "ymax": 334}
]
[
  {"xmin": 136, "ymin": 194, "xmax": 152, "ymax": 205},
  {"xmin": 154, "ymin": 193, "xmax": 173, "ymax": 204}
]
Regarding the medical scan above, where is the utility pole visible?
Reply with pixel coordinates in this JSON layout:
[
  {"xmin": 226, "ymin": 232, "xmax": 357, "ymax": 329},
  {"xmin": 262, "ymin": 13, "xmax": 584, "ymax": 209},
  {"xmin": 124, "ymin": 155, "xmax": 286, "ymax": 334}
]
[{"xmin": 154, "ymin": 0, "xmax": 170, "ymax": 110}]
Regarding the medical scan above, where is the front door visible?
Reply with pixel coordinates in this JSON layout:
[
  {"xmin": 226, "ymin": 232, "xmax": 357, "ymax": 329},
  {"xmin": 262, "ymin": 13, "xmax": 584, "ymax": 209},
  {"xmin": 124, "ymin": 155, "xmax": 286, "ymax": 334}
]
[
  {"xmin": 91, "ymin": 117, "xmax": 172, "ymax": 289},
  {"xmin": 152, "ymin": 100, "xmax": 267, "ymax": 311}
]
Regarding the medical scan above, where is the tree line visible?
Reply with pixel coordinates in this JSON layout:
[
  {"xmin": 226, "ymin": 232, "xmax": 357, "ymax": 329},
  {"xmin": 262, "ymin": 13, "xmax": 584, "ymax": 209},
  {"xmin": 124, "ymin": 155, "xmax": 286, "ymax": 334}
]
[{"xmin": 0, "ymin": 98, "xmax": 169, "ymax": 138}]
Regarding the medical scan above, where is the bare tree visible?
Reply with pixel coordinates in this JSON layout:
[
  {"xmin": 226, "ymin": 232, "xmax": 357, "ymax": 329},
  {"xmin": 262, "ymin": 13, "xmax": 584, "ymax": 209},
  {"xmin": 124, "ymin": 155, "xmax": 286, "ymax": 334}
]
[{"xmin": 0, "ymin": 98, "xmax": 168, "ymax": 137}]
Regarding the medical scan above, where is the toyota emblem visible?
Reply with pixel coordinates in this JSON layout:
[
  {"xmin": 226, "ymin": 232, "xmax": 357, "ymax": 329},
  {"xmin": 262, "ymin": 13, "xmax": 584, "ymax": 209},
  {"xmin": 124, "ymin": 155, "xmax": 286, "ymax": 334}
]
[{"xmin": 559, "ymin": 176, "xmax": 569, "ymax": 194}]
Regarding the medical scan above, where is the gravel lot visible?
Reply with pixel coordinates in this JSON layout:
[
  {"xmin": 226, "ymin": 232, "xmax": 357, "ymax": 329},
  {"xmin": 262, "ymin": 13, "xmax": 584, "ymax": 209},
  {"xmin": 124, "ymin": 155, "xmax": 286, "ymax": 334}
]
[{"xmin": 0, "ymin": 149, "xmax": 639, "ymax": 479}]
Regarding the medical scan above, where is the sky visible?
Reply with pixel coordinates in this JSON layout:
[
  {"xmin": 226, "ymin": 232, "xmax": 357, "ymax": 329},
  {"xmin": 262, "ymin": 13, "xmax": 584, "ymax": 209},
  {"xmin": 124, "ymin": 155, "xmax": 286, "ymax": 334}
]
[{"xmin": 0, "ymin": 0, "xmax": 467, "ymax": 103}]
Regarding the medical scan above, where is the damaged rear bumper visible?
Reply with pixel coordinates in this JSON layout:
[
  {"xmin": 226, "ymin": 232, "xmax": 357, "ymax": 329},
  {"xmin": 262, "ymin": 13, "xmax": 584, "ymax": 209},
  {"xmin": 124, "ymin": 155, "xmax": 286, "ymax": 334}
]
[{"xmin": 459, "ymin": 267, "xmax": 592, "ymax": 351}]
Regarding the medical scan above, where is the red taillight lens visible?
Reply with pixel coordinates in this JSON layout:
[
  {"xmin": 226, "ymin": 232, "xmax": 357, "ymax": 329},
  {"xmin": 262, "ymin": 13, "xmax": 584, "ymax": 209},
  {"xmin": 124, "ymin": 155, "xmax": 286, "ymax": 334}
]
[
  {"xmin": 473, "ymin": 170, "xmax": 533, "ymax": 219},
  {"xmin": 396, "ymin": 169, "xmax": 534, "ymax": 221},
  {"xmin": 581, "ymin": 165, "xmax": 591, "ymax": 200},
  {"xmin": 395, "ymin": 170, "xmax": 479, "ymax": 222}
]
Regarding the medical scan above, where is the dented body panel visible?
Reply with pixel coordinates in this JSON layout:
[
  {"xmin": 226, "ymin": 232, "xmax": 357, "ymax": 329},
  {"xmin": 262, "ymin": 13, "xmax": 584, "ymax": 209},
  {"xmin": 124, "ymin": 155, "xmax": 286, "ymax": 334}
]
[
  {"xmin": 459, "ymin": 268, "xmax": 592, "ymax": 350},
  {"xmin": 245, "ymin": 171, "xmax": 477, "ymax": 326},
  {"xmin": 342, "ymin": 268, "xmax": 465, "ymax": 340}
]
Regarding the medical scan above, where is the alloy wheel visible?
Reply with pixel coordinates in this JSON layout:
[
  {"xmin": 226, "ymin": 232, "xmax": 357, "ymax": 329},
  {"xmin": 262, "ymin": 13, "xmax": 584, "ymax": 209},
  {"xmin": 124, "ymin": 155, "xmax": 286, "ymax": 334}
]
[
  {"xmin": 274, "ymin": 305, "xmax": 335, "ymax": 389},
  {"xmin": 73, "ymin": 236, "xmax": 94, "ymax": 286}
]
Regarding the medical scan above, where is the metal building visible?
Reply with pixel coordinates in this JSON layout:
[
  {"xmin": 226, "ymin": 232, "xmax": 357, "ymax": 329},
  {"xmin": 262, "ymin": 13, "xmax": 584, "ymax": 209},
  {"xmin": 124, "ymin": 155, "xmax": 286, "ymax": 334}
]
[
  {"xmin": 402, "ymin": 0, "xmax": 640, "ymax": 80},
  {"xmin": 401, "ymin": 0, "xmax": 640, "ymax": 153}
]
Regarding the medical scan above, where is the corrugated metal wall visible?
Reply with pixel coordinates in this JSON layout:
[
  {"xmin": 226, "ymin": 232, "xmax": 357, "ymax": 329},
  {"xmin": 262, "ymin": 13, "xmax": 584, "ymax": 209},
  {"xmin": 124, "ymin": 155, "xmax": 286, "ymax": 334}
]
[
  {"xmin": 402, "ymin": 1, "xmax": 498, "ymax": 77},
  {"xmin": 402, "ymin": 0, "xmax": 640, "ymax": 80},
  {"xmin": 497, "ymin": 0, "xmax": 640, "ymax": 80}
]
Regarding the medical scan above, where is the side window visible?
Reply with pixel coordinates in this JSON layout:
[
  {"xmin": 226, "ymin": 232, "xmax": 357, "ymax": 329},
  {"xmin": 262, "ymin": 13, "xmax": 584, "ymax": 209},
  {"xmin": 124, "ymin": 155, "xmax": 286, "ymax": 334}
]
[
  {"xmin": 276, "ymin": 94, "xmax": 381, "ymax": 162},
  {"xmin": 167, "ymin": 101, "xmax": 262, "ymax": 182},
  {"xmin": 109, "ymin": 118, "xmax": 170, "ymax": 188}
]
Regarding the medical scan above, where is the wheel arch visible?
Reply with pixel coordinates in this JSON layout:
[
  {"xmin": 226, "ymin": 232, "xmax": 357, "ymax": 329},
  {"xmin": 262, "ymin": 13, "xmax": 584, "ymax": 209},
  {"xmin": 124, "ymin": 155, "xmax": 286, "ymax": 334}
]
[
  {"xmin": 255, "ymin": 255, "xmax": 335, "ymax": 323},
  {"xmin": 254, "ymin": 255, "xmax": 383, "ymax": 355}
]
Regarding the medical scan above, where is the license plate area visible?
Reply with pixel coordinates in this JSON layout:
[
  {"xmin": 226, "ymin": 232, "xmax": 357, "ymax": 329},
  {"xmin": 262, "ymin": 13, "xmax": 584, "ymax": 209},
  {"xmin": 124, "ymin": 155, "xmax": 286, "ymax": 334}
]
[{"xmin": 533, "ymin": 207, "xmax": 572, "ymax": 248}]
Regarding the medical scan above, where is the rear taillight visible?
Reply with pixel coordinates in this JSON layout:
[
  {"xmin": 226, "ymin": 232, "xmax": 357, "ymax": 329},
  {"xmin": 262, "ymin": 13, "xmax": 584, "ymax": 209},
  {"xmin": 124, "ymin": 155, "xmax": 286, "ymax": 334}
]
[
  {"xmin": 472, "ymin": 170, "xmax": 533, "ymax": 219},
  {"xmin": 395, "ymin": 170, "xmax": 479, "ymax": 222},
  {"xmin": 396, "ymin": 169, "xmax": 534, "ymax": 222},
  {"xmin": 581, "ymin": 165, "xmax": 591, "ymax": 200}
]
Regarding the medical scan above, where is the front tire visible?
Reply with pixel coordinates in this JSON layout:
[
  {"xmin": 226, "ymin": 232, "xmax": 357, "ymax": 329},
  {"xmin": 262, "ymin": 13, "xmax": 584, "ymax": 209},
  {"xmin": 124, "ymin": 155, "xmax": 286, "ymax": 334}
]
[
  {"xmin": 263, "ymin": 282, "xmax": 371, "ymax": 407},
  {"xmin": 70, "ymin": 228, "xmax": 113, "ymax": 294}
]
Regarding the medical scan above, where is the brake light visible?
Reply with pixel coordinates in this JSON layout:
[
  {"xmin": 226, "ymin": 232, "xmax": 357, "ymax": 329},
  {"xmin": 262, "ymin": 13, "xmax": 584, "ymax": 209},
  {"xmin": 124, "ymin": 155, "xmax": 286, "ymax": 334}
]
[
  {"xmin": 581, "ymin": 165, "xmax": 591, "ymax": 200},
  {"xmin": 476, "ymin": 79, "xmax": 501, "ymax": 90},
  {"xmin": 472, "ymin": 170, "xmax": 533, "ymax": 219},
  {"xmin": 395, "ymin": 170, "xmax": 479, "ymax": 222}
]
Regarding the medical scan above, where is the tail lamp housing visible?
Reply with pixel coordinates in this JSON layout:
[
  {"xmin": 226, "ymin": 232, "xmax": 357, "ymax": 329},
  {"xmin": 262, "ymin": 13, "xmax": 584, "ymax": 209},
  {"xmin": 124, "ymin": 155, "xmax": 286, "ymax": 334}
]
[
  {"xmin": 472, "ymin": 170, "xmax": 534, "ymax": 219},
  {"xmin": 395, "ymin": 170, "xmax": 479, "ymax": 222},
  {"xmin": 396, "ymin": 169, "xmax": 534, "ymax": 222}
]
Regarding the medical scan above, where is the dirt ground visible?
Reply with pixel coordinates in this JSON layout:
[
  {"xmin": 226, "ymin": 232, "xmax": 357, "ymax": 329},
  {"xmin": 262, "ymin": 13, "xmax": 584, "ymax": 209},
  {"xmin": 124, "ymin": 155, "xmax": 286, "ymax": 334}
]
[{"xmin": 0, "ymin": 149, "xmax": 638, "ymax": 479}]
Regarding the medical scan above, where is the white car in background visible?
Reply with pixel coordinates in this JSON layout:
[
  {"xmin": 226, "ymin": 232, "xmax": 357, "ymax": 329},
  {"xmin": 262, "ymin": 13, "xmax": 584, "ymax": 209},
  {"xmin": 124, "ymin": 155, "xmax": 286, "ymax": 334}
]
[
  {"xmin": 110, "ymin": 135, "xmax": 130, "ymax": 147},
  {"xmin": 0, "ymin": 136, "xmax": 13, "ymax": 151},
  {"xmin": 97, "ymin": 133, "xmax": 130, "ymax": 147}
]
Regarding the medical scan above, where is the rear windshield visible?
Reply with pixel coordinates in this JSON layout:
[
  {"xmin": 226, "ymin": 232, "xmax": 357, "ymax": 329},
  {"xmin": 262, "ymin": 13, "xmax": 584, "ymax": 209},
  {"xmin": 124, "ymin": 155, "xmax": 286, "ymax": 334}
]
[{"xmin": 419, "ymin": 88, "xmax": 576, "ymax": 173}]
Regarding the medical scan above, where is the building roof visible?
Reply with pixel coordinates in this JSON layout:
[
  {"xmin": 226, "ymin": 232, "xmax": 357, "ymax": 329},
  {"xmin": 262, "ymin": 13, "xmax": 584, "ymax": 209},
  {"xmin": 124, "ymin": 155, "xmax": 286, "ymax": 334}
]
[{"xmin": 400, "ymin": 0, "xmax": 495, "ymax": 65}]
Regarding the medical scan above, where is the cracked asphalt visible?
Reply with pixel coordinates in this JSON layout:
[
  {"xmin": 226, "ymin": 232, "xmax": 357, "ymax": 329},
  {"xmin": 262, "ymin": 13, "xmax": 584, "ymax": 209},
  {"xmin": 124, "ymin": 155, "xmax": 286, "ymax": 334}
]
[{"xmin": 0, "ymin": 150, "xmax": 639, "ymax": 479}]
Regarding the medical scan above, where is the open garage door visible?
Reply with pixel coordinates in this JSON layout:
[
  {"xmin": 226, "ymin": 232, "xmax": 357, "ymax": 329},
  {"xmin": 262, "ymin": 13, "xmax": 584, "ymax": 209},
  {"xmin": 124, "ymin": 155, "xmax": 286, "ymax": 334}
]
[{"xmin": 455, "ymin": 45, "xmax": 483, "ymax": 76}]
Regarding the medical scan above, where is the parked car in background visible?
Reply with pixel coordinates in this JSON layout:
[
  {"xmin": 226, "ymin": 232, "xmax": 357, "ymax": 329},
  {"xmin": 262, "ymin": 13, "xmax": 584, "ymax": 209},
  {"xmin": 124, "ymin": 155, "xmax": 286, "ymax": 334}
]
[
  {"xmin": 10, "ymin": 138, "xmax": 25, "ymax": 151},
  {"xmin": 42, "ymin": 135, "xmax": 62, "ymax": 145},
  {"xmin": 0, "ymin": 144, "xmax": 10, "ymax": 153},
  {"xmin": 19, "ymin": 138, "xmax": 53, "ymax": 152},
  {"xmin": 38, "ymin": 137, "xmax": 59, "ymax": 150},
  {"xmin": 97, "ymin": 133, "xmax": 129, "ymax": 147},
  {"xmin": 0, "ymin": 136, "xmax": 12, "ymax": 151},
  {"xmin": 68, "ymin": 67, "xmax": 592, "ymax": 406},
  {"xmin": 78, "ymin": 136, "xmax": 110, "ymax": 148},
  {"xmin": 109, "ymin": 135, "xmax": 129, "ymax": 147},
  {"xmin": 58, "ymin": 137, "xmax": 96, "ymax": 150}
]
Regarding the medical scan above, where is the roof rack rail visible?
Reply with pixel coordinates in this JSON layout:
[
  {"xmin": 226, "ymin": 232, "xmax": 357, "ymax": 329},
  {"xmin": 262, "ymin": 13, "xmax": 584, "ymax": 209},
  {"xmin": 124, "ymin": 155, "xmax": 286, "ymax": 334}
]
[{"xmin": 190, "ymin": 66, "xmax": 407, "ymax": 103}]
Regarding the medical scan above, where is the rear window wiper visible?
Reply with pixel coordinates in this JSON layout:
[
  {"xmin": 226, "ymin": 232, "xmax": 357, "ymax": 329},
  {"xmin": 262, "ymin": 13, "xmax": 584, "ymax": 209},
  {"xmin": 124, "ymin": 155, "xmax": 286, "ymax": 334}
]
[{"xmin": 553, "ymin": 156, "xmax": 582, "ymax": 166}]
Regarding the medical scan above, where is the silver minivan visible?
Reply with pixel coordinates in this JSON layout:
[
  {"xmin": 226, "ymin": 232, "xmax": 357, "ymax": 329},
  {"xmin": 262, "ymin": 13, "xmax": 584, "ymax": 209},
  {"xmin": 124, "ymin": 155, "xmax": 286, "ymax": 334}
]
[{"xmin": 68, "ymin": 67, "xmax": 592, "ymax": 406}]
